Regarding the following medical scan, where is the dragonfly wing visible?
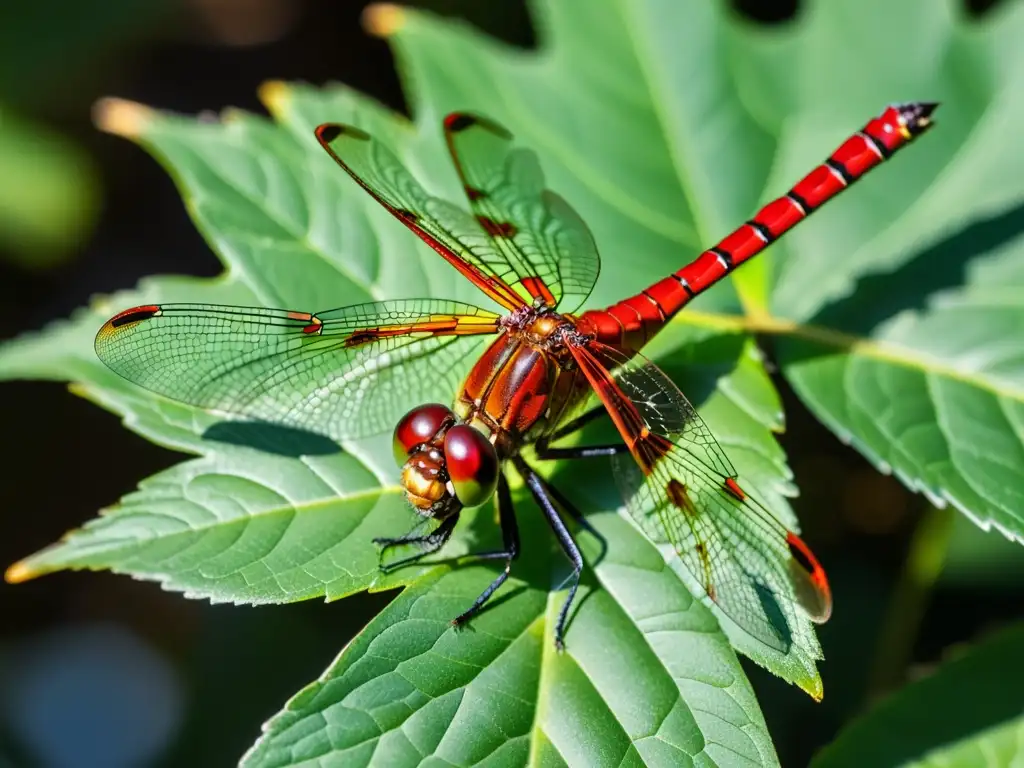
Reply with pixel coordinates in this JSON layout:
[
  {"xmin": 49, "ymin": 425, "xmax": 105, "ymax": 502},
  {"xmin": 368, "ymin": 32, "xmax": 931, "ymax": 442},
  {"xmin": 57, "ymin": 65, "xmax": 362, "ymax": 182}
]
[
  {"xmin": 569, "ymin": 342, "xmax": 831, "ymax": 651},
  {"xmin": 316, "ymin": 123, "xmax": 527, "ymax": 312},
  {"xmin": 444, "ymin": 113, "xmax": 600, "ymax": 313},
  {"xmin": 96, "ymin": 299, "xmax": 500, "ymax": 442}
]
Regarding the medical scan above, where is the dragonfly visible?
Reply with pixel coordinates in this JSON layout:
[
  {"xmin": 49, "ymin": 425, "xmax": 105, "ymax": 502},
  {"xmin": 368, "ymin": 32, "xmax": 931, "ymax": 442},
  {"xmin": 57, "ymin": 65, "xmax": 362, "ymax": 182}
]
[{"xmin": 96, "ymin": 102, "xmax": 937, "ymax": 651}]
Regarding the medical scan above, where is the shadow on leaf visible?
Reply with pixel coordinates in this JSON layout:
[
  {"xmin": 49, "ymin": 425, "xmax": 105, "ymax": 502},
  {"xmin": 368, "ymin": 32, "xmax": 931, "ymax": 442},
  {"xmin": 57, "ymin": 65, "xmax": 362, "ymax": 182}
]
[
  {"xmin": 811, "ymin": 198, "xmax": 1024, "ymax": 337},
  {"xmin": 202, "ymin": 420, "xmax": 342, "ymax": 457}
]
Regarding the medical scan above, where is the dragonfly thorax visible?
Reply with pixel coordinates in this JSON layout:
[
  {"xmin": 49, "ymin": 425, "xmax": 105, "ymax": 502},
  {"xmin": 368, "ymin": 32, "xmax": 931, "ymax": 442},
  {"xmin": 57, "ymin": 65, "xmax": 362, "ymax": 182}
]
[
  {"xmin": 500, "ymin": 303, "xmax": 581, "ymax": 346},
  {"xmin": 393, "ymin": 403, "xmax": 499, "ymax": 518},
  {"xmin": 452, "ymin": 305, "xmax": 592, "ymax": 461}
]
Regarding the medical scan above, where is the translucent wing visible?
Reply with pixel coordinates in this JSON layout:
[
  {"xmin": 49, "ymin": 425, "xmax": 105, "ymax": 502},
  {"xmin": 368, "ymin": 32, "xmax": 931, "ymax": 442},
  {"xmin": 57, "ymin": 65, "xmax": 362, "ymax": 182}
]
[
  {"xmin": 443, "ymin": 112, "xmax": 600, "ymax": 313},
  {"xmin": 316, "ymin": 123, "xmax": 527, "ymax": 312},
  {"xmin": 568, "ymin": 342, "xmax": 832, "ymax": 651},
  {"xmin": 96, "ymin": 300, "xmax": 500, "ymax": 442}
]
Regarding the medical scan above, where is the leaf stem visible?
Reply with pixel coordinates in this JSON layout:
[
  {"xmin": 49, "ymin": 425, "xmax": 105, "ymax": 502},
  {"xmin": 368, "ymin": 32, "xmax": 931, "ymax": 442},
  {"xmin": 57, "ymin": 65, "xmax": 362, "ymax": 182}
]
[
  {"xmin": 675, "ymin": 309, "xmax": 1024, "ymax": 401},
  {"xmin": 865, "ymin": 503, "xmax": 955, "ymax": 702}
]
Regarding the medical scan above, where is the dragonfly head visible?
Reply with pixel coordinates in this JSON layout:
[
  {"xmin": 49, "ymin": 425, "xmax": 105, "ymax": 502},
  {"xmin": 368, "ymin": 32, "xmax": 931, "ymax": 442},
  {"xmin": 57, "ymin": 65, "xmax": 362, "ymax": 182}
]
[{"xmin": 393, "ymin": 404, "xmax": 499, "ymax": 517}]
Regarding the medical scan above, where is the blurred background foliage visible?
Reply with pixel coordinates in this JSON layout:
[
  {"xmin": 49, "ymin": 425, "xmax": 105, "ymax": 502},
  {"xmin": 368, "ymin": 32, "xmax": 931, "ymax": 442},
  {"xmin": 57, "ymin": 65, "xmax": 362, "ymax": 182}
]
[
  {"xmin": 0, "ymin": 0, "xmax": 1021, "ymax": 766},
  {"xmin": 0, "ymin": 0, "xmax": 175, "ymax": 269}
]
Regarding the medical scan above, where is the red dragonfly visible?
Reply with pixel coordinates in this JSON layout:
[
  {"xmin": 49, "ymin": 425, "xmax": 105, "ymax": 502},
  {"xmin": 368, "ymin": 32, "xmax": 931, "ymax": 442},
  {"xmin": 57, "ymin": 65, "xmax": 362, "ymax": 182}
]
[{"xmin": 96, "ymin": 102, "xmax": 937, "ymax": 650}]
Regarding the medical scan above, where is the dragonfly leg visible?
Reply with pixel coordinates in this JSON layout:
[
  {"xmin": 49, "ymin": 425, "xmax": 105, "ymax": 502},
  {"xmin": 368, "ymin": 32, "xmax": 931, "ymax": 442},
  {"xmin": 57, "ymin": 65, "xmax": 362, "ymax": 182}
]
[
  {"xmin": 452, "ymin": 471, "xmax": 520, "ymax": 627},
  {"xmin": 535, "ymin": 406, "xmax": 629, "ymax": 460},
  {"xmin": 513, "ymin": 455, "xmax": 583, "ymax": 651},
  {"xmin": 536, "ymin": 443, "xmax": 628, "ymax": 460},
  {"xmin": 374, "ymin": 512, "xmax": 460, "ymax": 574},
  {"xmin": 531, "ymin": 471, "xmax": 605, "ymax": 554}
]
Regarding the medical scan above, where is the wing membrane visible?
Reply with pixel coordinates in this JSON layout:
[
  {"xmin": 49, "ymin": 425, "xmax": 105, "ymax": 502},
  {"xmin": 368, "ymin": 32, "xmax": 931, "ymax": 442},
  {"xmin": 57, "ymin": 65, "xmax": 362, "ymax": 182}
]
[
  {"xmin": 444, "ymin": 113, "xmax": 600, "ymax": 313},
  {"xmin": 316, "ymin": 123, "xmax": 526, "ymax": 311},
  {"xmin": 96, "ymin": 299, "xmax": 500, "ymax": 442},
  {"xmin": 568, "ymin": 342, "xmax": 832, "ymax": 650}
]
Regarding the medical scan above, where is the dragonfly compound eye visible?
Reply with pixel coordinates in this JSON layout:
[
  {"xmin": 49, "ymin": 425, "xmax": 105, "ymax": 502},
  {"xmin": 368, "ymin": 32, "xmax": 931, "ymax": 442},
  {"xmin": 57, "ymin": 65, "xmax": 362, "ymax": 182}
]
[
  {"xmin": 443, "ymin": 425, "xmax": 499, "ymax": 507},
  {"xmin": 393, "ymin": 403, "xmax": 455, "ymax": 466}
]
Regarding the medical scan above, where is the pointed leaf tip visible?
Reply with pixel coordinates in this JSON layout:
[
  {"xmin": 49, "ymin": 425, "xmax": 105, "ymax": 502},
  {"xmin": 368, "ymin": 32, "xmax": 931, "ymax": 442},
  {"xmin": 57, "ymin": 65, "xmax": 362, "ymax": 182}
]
[
  {"xmin": 5, "ymin": 560, "xmax": 39, "ymax": 584},
  {"xmin": 258, "ymin": 80, "xmax": 290, "ymax": 116},
  {"xmin": 92, "ymin": 97, "xmax": 155, "ymax": 139},
  {"xmin": 362, "ymin": 3, "xmax": 405, "ymax": 37}
]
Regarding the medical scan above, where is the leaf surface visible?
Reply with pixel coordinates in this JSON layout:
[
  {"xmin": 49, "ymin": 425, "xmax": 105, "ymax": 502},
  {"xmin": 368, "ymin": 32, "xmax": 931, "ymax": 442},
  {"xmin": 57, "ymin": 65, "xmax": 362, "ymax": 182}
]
[
  {"xmin": 811, "ymin": 624, "xmax": 1024, "ymax": 768},
  {"xmin": 6, "ymin": 0, "xmax": 1024, "ymax": 764}
]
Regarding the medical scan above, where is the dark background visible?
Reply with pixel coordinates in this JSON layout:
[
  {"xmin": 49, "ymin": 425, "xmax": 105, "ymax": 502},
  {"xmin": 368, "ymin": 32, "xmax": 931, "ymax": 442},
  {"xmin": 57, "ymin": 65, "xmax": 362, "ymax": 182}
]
[{"xmin": 0, "ymin": 1, "xmax": 1017, "ymax": 766}]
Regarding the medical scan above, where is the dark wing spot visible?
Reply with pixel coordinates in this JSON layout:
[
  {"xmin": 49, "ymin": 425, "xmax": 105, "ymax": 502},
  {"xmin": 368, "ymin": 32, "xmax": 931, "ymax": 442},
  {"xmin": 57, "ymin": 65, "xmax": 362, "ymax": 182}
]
[
  {"xmin": 445, "ymin": 112, "xmax": 513, "ymax": 140},
  {"xmin": 395, "ymin": 208, "xmax": 421, "ymax": 222},
  {"xmin": 477, "ymin": 215, "xmax": 517, "ymax": 238},
  {"xmin": 316, "ymin": 124, "xmax": 341, "ymax": 142},
  {"xmin": 444, "ymin": 113, "xmax": 477, "ymax": 132},
  {"xmin": 666, "ymin": 479, "xmax": 695, "ymax": 515},
  {"xmin": 632, "ymin": 432, "xmax": 674, "ymax": 474},
  {"xmin": 787, "ymin": 536, "xmax": 816, "ymax": 575},
  {"xmin": 316, "ymin": 124, "xmax": 370, "ymax": 142},
  {"xmin": 110, "ymin": 305, "xmax": 160, "ymax": 328},
  {"xmin": 465, "ymin": 185, "xmax": 487, "ymax": 201},
  {"xmin": 344, "ymin": 330, "xmax": 379, "ymax": 348},
  {"xmin": 475, "ymin": 115, "xmax": 513, "ymax": 139}
]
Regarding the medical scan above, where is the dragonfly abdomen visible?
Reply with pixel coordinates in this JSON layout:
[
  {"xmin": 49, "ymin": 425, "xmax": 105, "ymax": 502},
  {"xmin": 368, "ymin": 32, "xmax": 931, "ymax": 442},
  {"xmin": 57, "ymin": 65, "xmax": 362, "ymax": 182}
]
[{"xmin": 580, "ymin": 102, "xmax": 938, "ymax": 350}]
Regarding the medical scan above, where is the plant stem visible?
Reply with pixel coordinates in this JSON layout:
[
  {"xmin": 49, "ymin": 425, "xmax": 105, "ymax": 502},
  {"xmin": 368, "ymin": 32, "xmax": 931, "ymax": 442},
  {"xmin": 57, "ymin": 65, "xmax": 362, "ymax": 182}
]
[
  {"xmin": 676, "ymin": 309, "xmax": 1023, "ymax": 402},
  {"xmin": 865, "ymin": 503, "xmax": 955, "ymax": 702}
]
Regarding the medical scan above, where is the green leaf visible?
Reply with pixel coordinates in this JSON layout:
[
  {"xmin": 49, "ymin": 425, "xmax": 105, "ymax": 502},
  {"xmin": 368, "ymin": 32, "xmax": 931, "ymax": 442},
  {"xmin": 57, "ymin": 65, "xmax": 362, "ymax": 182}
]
[
  {"xmin": 6, "ymin": 0, "xmax": 1024, "ymax": 763},
  {"xmin": 387, "ymin": 0, "xmax": 1024, "ymax": 547},
  {"xmin": 8, "ymin": 448, "xmax": 412, "ymax": 603},
  {"xmin": 763, "ymin": 0, "xmax": 1024, "ymax": 541},
  {"xmin": 3, "ymin": 63, "xmax": 824, "ymax": 677},
  {"xmin": 779, "ymin": 245, "xmax": 1024, "ymax": 541},
  {"xmin": 243, "ymin": 508, "xmax": 778, "ymax": 768},
  {"xmin": 811, "ymin": 624, "xmax": 1024, "ymax": 768},
  {"xmin": 0, "ymin": 75, "xmax": 804, "ymax": 765}
]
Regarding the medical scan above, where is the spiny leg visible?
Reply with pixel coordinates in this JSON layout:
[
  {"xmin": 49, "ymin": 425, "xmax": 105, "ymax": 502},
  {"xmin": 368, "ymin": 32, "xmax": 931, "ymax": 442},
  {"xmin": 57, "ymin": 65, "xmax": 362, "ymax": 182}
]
[
  {"xmin": 534, "ymin": 473, "xmax": 607, "ymax": 561},
  {"xmin": 452, "ymin": 471, "xmax": 520, "ymax": 628},
  {"xmin": 537, "ymin": 443, "xmax": 629, "ymax": 460},
  {"xmin": 374, "ymin": 512, "xmax": 460, "ymax": 574},
  {"xmin": 534, "ymin": 407, "xmax": 621, "ymax": 547},
  {"xmin": 513, "ymin": 455, "xmax": 583, "ymax": 651}
]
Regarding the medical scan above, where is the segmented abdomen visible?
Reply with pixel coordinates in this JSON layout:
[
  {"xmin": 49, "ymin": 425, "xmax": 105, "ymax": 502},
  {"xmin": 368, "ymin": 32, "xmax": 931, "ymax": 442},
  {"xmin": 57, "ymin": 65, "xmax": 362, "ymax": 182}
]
[{"xmin": 578, "ymin": 102, "xmax": 937, "ymax": 349}]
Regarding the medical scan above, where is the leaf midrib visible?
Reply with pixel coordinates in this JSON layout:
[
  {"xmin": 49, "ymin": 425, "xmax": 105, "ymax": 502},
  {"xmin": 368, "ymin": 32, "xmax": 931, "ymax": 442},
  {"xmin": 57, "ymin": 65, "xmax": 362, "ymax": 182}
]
[
  {"xmin": 16, "ymin": 483, "xmax": 404, "ymax": 581},
  {"xmin": 678, "ymin": 308, "xmax": 1024, "ymax": 402},
  {"xmin": 274, "ymin": 609, "xmax": 546, "ymax": 765}
]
